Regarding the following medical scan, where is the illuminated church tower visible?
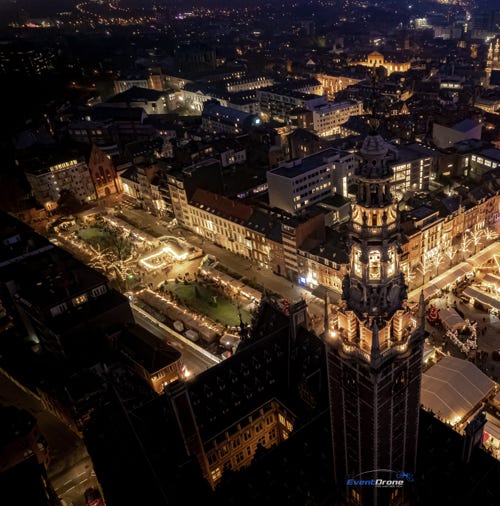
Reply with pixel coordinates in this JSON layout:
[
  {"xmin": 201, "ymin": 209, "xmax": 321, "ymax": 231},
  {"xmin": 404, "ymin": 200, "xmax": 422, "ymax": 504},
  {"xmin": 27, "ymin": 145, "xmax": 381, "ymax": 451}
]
[
  {"xmin": 326, "ymin": 126, "xmax": 425, "ymax": 505},
  {"xmin": 486, "ymin": 36, "xmax": 500, "ymax": 87}
]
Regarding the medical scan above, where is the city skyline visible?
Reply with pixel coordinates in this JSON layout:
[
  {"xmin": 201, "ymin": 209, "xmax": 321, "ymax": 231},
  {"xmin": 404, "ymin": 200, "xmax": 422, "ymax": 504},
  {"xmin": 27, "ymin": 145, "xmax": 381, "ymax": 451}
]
[{"xmin": 0, "ymin": 0, "xmax": 500, "ymax": 505}]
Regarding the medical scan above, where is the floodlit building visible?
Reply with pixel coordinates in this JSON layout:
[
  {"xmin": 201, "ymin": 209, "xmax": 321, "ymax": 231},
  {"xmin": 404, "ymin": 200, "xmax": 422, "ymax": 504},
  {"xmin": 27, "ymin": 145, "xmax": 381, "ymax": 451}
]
[
  {"xmin": 352, "ymin": 50, "xmax": 411, "ymax": 75},
  {"xmin": 256, "ymin": 86, "xmax": 327, "ymax": 123},
  {"xmin": 326, "ymin": 129, "xmax": 426, "ymax": 505},
  {"xmin": 87, "ymin": 144, "xmax": 123, "ymax": 198},
  {"xmin": 23, "ymin": 155, "xmax": 96, "ymax": 212},
  {"xmin": 267, "ymin": 149, "xmax": 337, "ymax": 214},
  {"xmin": 296, "ymin": 100, "xmax": 364, "ymax": 137},
  {"xmin": 315, "ymin": 73, "xmax": 363, "ymax": 100}
]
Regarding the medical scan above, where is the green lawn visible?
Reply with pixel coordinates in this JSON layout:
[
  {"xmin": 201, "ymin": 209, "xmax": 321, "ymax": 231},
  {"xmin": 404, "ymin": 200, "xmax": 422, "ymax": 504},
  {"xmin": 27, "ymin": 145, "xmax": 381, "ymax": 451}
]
[
  {"xmin": 78, "ymin": 227, "xmax": 131, "ymax": 256},
  {"xmin": 164, "ymin": 281, "xmax": 251, "ymax": 327}
]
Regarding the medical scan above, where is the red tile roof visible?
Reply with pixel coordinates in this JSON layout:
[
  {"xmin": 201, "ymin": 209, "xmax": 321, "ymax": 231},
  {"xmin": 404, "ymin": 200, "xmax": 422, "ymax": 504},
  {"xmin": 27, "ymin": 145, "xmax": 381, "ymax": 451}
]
[{"xmin": 191, "ymin": 188, "xmax": 254, "ymax": 221}]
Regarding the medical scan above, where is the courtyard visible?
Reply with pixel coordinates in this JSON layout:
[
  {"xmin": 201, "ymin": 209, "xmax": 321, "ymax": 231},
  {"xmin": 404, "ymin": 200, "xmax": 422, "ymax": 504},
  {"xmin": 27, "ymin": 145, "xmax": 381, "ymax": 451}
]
[{"xmin": 161, "ymin": 280, "xmax": 252, "ymax": 328}]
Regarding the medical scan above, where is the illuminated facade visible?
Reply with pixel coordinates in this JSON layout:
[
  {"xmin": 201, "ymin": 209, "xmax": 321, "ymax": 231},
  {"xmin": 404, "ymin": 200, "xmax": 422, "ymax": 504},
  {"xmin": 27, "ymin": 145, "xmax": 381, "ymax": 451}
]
[
  {"xmin": 352, "ymin": 51, "xmax": 411, "ymax": 76},
  {"xmin": 267, "ymin": 149, "xmax": 337, "ymax": 214},
  {"xmin": 256, "ymin": 87, "xmax": 327, "ymax": 123},
  {"xmin": 87, "ymin": 144, "xmax": 123, "ymax": 198},
  {"xmin": 326, "ymin": 129, "xmax": 425, "ymax": 505},
  {"xmin": 204, "ymin": 400, "xmax": 295, "ymax": 487},
  {"xmin": 225, "ymin": 76, "xmax": 274, "ymax": 93},
  {"xmin": 486, "ymin": 36, "xmax": 500, "ymax": 87},
  {"xmin": 24, "ymin": 157, "xmax": 96, "ymax": 211},
  {"xmin": 296, "ymin": 100, "xmax": 364, "ymax": 137},
  {"xmin": 401, "ymin": 192, "xmax": 500, "ymax": 284},
  {"xmin": 188, "ymin": 188, "xmax": 277, "ymax": 268},
  {"xmin": 121, "ymin": 164, "xmax": 167, "ymax": 215},
  {"xmin": 315, "ymin": 73, "xmax": 363, "ymax": 100}
]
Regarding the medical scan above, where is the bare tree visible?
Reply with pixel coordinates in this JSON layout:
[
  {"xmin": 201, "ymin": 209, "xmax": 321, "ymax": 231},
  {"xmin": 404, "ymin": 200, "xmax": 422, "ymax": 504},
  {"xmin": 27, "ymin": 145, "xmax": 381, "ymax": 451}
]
[
  {"xmin": 430, "ymin": 248, "xmax": 445, "ymax": 277},
  {"xmin": 443, "ymin": 245, "xmax": 457, "ymax": 268},
  {"xmin": 417, "ymin": 255, "xmax": 432, "ymax": 284},
  {"xmin": 403, "ymin": 264, "xmax": 416, "ymax": 289},
  {"xmin": 460, "ymin": 234, "xmax": 472, "ymax": 261},
  {"xmin": 469, "ymin": 228, "xmax": 484, "ymax": 255},
  {"xmin": 88, "ymin": 244, "xmax": 108, "ymax": 274},
  {"xmin": 484, "ymin": 226, "xmax": 498, "ymax": 242}
]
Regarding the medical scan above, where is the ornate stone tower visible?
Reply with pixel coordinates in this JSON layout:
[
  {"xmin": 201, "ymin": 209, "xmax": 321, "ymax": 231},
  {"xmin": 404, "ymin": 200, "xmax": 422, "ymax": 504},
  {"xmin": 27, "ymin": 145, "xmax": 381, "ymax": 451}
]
[
  {"xmin": 326, "ymin": 127, "xmax": 425, "ymax": 506},
  {"xmin": 486, "ymin": 36, "xmax": 500, "ymax": 87}
]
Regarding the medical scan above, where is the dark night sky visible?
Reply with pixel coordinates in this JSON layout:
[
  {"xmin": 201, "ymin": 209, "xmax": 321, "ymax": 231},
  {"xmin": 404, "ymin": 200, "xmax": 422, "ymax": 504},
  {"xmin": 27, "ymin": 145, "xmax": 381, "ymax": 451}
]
[{"xmin": 0, "ymin": 0, "xmax": 498, "ymax": 20}]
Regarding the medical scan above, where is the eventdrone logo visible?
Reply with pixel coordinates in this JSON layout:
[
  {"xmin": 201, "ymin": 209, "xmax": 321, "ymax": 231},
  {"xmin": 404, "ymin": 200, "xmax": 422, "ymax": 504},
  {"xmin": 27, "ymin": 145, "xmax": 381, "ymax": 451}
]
[{"xmin": 346, "ymin": 469, "xmax": 414, "ymax": 488}]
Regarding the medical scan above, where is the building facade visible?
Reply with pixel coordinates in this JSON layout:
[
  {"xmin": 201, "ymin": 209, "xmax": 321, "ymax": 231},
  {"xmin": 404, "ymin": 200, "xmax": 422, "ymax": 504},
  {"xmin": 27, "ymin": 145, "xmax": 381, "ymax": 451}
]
[
  {"xmin": 267, "ymin": 149, "xmax": 338, "ymax": 214},
  {"xmin": 315, "ymin": 73, "xmax": 363, "ymax": 100},
  {"xmin": 87, "ymin": 144, "xmax": 123, "ymax": 198},
  {"xmin": 24, "ymin": 157, "xmax": 96, "ymax": 212},
  {"xmin": 352, "ymin": 51, "xmax": 411, "ymax": 76},
  {"xmin": 326, "ymin": 130, "xmax": 425, "ymax": 505},
  {"xmin": 256, "ymin": 87, "xmax": 327, "ymax": 123},
  {"xmin": 201, "ymin": 101, "xmax": 261, "ymax": 135},
  {"xmin": 296, "ymin": 100, "xmax": 364, "ymax": 137}
]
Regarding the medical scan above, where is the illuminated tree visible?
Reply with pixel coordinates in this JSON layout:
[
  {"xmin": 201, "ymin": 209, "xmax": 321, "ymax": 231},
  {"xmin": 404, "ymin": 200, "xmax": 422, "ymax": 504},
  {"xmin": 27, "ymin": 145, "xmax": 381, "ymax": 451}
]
[
  {"xmin": 460, "ymin": 234, "xmax": 472, "ymax": 261},
  {"xmin": 88, "ymin": 245, "xmax": 108, "ymax": 274},
  {"xmin": 469, "ymin": 228, "xmax": 484, "ymax": 254},
  {"xmin": 485, "ymin": 226, "xmax": 498, "ymax": 242},
  {"xmin": 430, "ymin": 248, "xmax": 445, "ymax": 277},
  {"xmin": 443, "ymin": 245, "xmax": 457, "ymax": 268},
  {"xmin": 417, "ymin": 255, "xmax": 431, "ymax": 284},
  {"xmin": 403, "ymin": 264, "xmax": 416, "ymax": 289}
]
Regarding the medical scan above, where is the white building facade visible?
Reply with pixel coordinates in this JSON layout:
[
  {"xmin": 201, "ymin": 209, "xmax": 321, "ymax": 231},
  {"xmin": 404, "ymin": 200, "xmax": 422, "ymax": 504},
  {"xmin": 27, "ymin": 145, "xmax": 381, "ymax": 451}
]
[{"xmin": 25, "ymin": 158, "xmax": 96, "ymax": 211}]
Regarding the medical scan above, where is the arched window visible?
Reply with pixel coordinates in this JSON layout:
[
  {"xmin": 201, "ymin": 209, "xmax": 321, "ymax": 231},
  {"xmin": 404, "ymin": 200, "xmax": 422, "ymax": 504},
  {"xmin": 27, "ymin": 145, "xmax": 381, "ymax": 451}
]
[{"xmin": 369, "ymin": 250, "xmax": 381, "ymax": 280}]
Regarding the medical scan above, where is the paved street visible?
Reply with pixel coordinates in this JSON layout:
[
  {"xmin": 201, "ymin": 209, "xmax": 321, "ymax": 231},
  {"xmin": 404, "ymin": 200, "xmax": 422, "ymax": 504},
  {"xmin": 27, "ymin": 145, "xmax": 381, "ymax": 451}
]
[
  {"xmin": 426, "ymin": 290, "xmax": 500, "ymax": 381},
  {"xmin": 0, "ymin": 369, "xmax": 100, "ymax": 506},
  {"xmin": 119, "ymin": 208, "xmax": 327, "ymax": 329}
]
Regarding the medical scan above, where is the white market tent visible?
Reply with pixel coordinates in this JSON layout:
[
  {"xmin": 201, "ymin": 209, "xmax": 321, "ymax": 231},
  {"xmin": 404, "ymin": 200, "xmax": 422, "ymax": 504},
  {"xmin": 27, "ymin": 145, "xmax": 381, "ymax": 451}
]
[
  {"xmin": 439, "ymin": 308, "xmax": 466, "ymax": 331},
  {"xmin": 484, "ymin": 420, "xmax": 500, "ymax": 448},
  {"xmin": 421, "ymin": 356, "xmax": 495, "ymax": 426},
  {"xmin": 462, "ymin": 286, "xmax": 500, "ymax": 312},
  {"xmin": 467, "ymin": 242, "xmax": 500, "ymax": 270},
  {"xmin": 410, "ymin": 262, "xmax": 474, "ymax": 303},
  {"xmin": 482, "ymin": 273, "xmax": 500, "ymax": 286},
  {"xmin": 432, "ymin": 262, "xmax": 474, "ymax": 291}
]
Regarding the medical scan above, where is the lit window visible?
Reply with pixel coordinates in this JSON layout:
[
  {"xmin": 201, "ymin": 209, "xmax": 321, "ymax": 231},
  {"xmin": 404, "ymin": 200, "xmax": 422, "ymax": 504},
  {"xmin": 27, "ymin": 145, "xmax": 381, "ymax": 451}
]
[
  {"xmin": 353, "ymin": 249, "xmax": 362, "ymax": 275},
  {"xmin": 72, "ymin": 294, "xmax": 88, "ymax": 306},
  {"xmin": 211, "ymin": 467, "xmax": 222, "ymax": 482}
]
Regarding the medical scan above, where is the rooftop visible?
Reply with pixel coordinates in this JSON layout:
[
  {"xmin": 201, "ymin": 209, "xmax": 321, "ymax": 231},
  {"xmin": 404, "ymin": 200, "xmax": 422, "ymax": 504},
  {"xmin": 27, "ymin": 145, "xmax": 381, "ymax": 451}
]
[
  {"xmin": 453, "ymin": 119, "xmax": 480, "ymax": 133},
  {"xmin": 119, "ymin": 324, "xmax": 182, "ymax": 374},
  {"xmin": 108, "ymin": 86, "xmax": 166, "ymax": 104},
  {"xmin": 191, "ymin": 188, "xmax": 254, "ymax": 222},
  {"xmin": 421, "ymin": 356, "xmax": 495, "ymax": 426},
  {"xmin": 269, "ymin": 148, "xmax": 339, "ymax": 178}
]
